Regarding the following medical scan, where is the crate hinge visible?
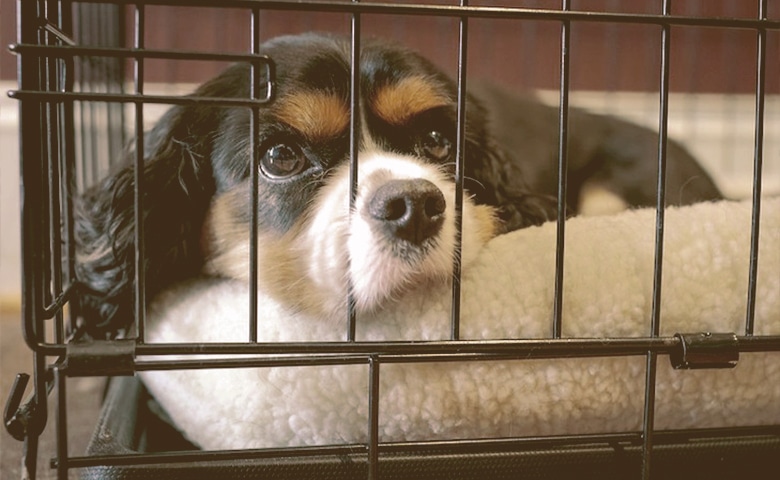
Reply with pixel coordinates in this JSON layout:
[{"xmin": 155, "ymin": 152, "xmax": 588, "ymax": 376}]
[
  {"xmin": 64, "ymin": 339, "xmax": 137, "ymax": 377},
  {"xmin": 670, "ymin": 332, "xmax": 739, "ymax": 369}
]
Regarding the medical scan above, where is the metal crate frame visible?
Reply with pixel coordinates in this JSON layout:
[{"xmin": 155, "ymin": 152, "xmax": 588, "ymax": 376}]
[{"xmin": 5, "ymin": 1, "xmax": 780, "ymax": 479}]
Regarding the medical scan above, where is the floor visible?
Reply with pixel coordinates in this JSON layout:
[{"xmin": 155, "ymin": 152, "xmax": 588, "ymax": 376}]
[{"xmin": 1, "ymin": 306, "xmax": 103, "ymax": 480}]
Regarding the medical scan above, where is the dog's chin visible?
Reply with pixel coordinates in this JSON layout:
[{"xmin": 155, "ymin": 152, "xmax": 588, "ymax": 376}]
[
  {"xmin": 346, "ymin": 225, "xmax": 450, "ymax": 314},
  {"xmin": 204, "ymin": 152, "xmax": 498, "ymax": 320}
]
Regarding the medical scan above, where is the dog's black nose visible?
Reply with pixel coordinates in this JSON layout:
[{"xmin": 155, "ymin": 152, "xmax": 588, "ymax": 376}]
[{"xmin": 368, "ymin": 179, "xmax": 446, "ymax": 245}]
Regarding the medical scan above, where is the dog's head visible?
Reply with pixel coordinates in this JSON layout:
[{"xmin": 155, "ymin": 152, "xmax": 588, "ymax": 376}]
[
  {"xmin": 202, "ymin": 33, "xmax": 501, "ymax": 319},
  {"xmin": 76, "ymin": 33, "xmax": 547, "ymax": 335}
]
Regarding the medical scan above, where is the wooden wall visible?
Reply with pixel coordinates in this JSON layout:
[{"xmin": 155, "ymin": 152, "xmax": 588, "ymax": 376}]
[{"xmin": 2, "ymin": 0, "xmax": 779, "ymax": 94}]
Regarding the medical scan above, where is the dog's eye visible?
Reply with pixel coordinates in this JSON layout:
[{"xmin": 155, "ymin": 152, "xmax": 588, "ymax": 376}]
[
  {"xmin": 260, "ymin": 144, "xmax": 308, "ymax": 179},
  {"xmin": 421, "ymin": 131, "xmax": 452, "ymax": 161}
]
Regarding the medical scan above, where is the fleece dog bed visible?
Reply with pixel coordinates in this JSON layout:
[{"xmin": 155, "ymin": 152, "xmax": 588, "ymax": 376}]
[{"xmin": 140, "ymin": 198, "xmax": 780, "ymax": 451}]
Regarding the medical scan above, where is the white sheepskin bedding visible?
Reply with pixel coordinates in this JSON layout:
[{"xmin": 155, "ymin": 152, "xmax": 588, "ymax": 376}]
[{"xmin": 139, "ymin": 198, "xmax": 780, "ymax": 451}]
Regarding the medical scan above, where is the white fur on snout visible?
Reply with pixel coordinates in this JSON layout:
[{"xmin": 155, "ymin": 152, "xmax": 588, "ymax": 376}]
[
  {"xmin": 298, "ymin": 151, "xmax": 496, "ymax": 317},
  {"xmin": 205, "ymin": 151, "xmax": 497, "ymax": 320},
  {"xmin": 349, "ymin": 155, "xmax": 456, "ymax": 310}
]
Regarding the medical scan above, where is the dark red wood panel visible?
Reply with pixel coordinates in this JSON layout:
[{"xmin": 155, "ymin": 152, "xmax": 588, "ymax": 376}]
[{"xmin": 2, "ymin": 0, "xmax": 778, "ymax": 94}]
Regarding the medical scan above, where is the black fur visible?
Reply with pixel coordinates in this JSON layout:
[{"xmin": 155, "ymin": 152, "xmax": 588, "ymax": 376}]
[{"xmin": 75, "ymin": 33, "xmax": 722, "ymax": 337}]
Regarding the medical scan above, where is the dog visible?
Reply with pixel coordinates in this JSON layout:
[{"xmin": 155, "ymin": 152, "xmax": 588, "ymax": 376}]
[{"xmin": 75, "ymin": 33, "xmax": 722, "ymax": 337}]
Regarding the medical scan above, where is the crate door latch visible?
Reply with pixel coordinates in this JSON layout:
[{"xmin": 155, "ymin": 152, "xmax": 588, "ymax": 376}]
[
  {"xmin": 670, "ymin": 332, "xmax": 739, "ymax": 369},
  {"xmin": 65, "ymin": 339, "xmax": 137, "ymax": 377}
]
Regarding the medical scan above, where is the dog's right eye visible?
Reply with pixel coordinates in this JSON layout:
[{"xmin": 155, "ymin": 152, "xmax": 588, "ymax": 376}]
[
  {"xmin": 260, "ymin": 144, "xmax": 308, "ymax": 179},
  {"xmin": 420, "ymin": 130, "xmax": 452, "ymax": 161}
]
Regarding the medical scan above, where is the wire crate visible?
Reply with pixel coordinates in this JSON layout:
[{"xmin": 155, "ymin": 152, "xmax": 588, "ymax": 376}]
[{"xmin": 5, "ymin": 1, "xmax": 780, "ymax": 479}]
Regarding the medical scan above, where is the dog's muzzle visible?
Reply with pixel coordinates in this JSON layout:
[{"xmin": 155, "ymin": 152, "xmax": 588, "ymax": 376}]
[{"xmin": 367, "ymin": 178, "xmax": 446, "ymax": 245}]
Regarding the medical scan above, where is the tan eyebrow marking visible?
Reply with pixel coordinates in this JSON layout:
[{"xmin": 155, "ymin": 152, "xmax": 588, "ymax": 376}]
[
  {"xmin": 274, "ymin": 91, "xmax": 349, "ymax": 142},
  {"xmin": 372, "ymin": 76, "xmax": 452, "ymax": 126}
]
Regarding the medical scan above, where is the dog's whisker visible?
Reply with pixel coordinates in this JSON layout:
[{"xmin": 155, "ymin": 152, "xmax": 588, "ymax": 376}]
[{"xmin": 463, "ymin": 175, "xmax": 486, "ymax": 192}]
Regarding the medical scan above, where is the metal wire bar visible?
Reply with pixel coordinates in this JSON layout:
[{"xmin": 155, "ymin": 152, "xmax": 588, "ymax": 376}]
[
  {"xmin": 128, "ymin": 336, "xmax": 780, "ymax": 372},
  {"xmin": 552, "ymin": 0, "xmax": 571, "ymax": 339},
  {"xmin": 45, "ymin": 48, "xmax": 65, "ymax": 338},
  {"xmin": 450, "ymin": 0, "xmax": 469, "ymax": 341},
  {"xmin": 85, "ymin": 7, "xmax": 101, "ymax": 195},
  {"xmin": 65, "ymin": 444, "xmax": 371, "ymax": 468},
  {"xmin": 52, "ymin": 107, "xmax": 68, "ymax": 343},
  {"xmin": 46, "ymin": 8, "xmax": 75, "ymax": 478},
  {"xmin": 134, "ymin": 333, "xmax": 780, "ymax": 359},
  {"xmin": 347, "ymin": 2, "xmax": 361, "ymax": 342},
  {"xmin": 367, "ymin": 355, "xmax": 380, "ymax": 480},
  {"xmin": 133, "ymin": 4, "xmax": 147, "ymax": 343},
  {"xmin": 136, "ymin": 336, "xmax": 683, "ymax": 357},
  {"xmin": 641, "ymin": 1, "xmax": 674, "ymax": 477},
  {"xmin": 10, "ymin": 43, "xmax": 277, "ymax": 63},
  {"xmin": 135, "ymin": 354, "xmax": 373, "ymax": 371},
  {"xmin": 54, "ymin": 368, "xmax": 68, "ymax": 480},
  {"xmin": 19, "ymin": 327, "xmax": 780, "ymax": 360},
  {"xmin": 249, "ymin": 7, "xmax": 262, "ymax": 342},
  {"xmin": 745, "ymin": 0, "xmax": 768, "ymax": 337},
  {"xmin": 59, "ymin": 4, "xmax": 79, "ymax": 340},
  {"xmin": 16, "ymin": 0, "xmax": 38, "ymax": 338},
  {"xmin": 21, "ymin": 328, "xmax": 780, "ymax": 360},
  {"xmin": 62, "ymin": 425, "xmax": 780, "ymax": 469},
  {"xmin": 8, "ymin": 89, "xmax": 274, "ymax": 107},
  {"xmin": 38, "ymin": 278, "xmax": 75, "ymax": 318},
  {"xmin": 59, "ymin": 0, "xmax": 780, "ymax": 31},
  {"xmin": 39, "ymin": 2, "xmax": 56, "ymax": 320},
  {"xmin": 379, "ymin": 426, "xmax": 780, "ymax": 454},
  {"xmin": 16, "ymin": 5, "xmax": 57, "ymax": 477}
]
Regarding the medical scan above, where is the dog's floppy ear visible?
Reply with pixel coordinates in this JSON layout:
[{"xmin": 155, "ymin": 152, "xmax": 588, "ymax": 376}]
[
  {"xmin": 462, "ymin": 94, "xmax": 561, "ymax": 233},
  {"xmin": 75, "ymin": 105, "xmax": 216, "ymax": 338},
  {"xmin": 494, "ymin": 193, "xmax": 562, "ymax": 231},
  {"xmin": 474, "ymin": 158, "xmax": 562, "ymax": 232}
]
